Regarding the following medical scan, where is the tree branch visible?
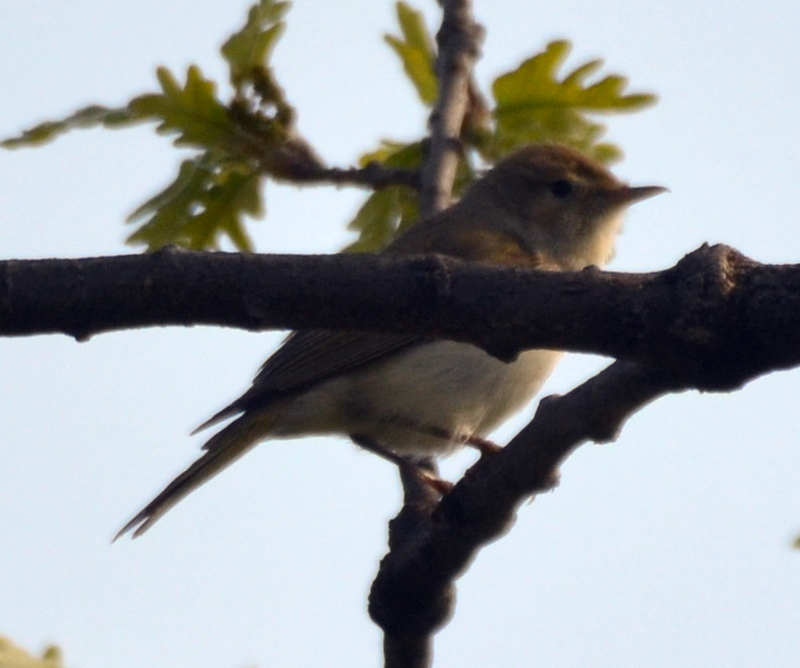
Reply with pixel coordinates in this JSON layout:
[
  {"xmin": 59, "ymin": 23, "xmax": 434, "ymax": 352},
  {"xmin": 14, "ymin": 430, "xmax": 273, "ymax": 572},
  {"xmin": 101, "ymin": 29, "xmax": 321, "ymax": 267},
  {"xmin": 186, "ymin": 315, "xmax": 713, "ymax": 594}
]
[
  {"xmin": 2, "ymin": 244, "xmax": 800, "ymax": 390},
  {"xmin": 272, "ymin": 160, "xmax": 421, "ymax": 191},
  {"xmin": 420, "ymin": 0, "xmax": 484, "ymax": 216}
]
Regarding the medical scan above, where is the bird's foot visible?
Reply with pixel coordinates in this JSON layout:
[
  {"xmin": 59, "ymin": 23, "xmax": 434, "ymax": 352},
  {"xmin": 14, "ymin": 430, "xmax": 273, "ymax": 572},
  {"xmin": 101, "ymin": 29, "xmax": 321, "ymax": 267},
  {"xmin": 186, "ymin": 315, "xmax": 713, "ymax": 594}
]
[
  {"xmin": 350, "ymin": 434, "xmax": 453, "ymax": 495},
  {"xmin": 418, "ymin": 425, "xmax": 502, "ymax": 457},
  {"xmin": 462, "ymin": 434, "xmax": 502, "ymax": 457}
]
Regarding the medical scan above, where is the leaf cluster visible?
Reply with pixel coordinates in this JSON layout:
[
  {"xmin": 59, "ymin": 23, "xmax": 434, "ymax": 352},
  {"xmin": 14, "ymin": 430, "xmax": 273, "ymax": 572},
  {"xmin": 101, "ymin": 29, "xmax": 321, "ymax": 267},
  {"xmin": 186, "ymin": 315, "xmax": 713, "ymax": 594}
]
[
  {"xmin": 1, "ymin": 0, "xmax": 655, "ymax": 253},
  {"xmin": 2, "ymin": 0, "xmax": 319, "ymax": 251}
]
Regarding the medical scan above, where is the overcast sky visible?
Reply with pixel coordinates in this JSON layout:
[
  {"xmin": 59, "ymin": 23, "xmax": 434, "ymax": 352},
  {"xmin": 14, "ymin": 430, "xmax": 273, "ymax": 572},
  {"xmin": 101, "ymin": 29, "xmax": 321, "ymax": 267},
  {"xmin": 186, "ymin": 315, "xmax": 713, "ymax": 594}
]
[{"xmin": 2, "ymin": 2, "xmax": 800, "ymax": 667}]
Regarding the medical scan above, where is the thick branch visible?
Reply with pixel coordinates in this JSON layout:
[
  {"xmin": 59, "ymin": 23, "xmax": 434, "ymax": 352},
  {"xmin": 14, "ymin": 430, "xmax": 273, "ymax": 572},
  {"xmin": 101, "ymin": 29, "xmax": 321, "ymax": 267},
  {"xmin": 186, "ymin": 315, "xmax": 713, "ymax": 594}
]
[
  {"xmin": 2, "ymin": 244, "xmax": 800, "ymax": 391},
  {"xmin": 377, "ymin": 464, "xmax": 444, "ymax": 668}
]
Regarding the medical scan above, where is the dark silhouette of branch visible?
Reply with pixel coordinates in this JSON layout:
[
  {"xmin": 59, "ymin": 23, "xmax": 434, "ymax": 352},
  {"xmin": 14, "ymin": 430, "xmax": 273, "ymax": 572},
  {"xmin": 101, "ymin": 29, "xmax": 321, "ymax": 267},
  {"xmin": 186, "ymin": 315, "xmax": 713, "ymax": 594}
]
[
  {"xmin": 2, "ymin": 244, "xmax": 799, "ymax": 391},
  {"xmin": 376, "ymin": 463, "xmax": 444, "ymax": 668}
]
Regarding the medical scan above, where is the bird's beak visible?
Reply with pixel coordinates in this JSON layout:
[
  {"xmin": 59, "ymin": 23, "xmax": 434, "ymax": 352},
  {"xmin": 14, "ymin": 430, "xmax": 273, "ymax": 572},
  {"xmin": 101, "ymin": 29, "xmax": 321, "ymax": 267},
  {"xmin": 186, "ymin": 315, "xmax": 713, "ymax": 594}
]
[{"xmin": 612, "ymin": 184, "xmax": 668, "ymax": 204}]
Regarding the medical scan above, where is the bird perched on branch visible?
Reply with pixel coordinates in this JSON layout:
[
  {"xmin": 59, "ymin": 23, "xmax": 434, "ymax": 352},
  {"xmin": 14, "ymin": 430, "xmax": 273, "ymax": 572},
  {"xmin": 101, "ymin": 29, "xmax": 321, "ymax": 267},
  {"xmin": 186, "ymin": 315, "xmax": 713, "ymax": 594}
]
[{"xmin": 116, "ymin": 143, "xmax": 665, "ymax": 539}]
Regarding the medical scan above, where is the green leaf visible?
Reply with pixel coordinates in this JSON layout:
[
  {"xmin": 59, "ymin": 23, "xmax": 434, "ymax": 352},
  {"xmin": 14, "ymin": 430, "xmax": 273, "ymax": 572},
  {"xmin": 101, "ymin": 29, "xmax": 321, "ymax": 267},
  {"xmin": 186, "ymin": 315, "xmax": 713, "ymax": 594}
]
[
  {"xmin": 221, "ymin": 0, "xmax": 295, "ymax": 136},
  {"xmin": 358, "ymin": 140, "xmax": 424, "ymax": 169},
  {"xmin": 128, "ymin": 66, "xmax": 234, "ymax": 149},
  {"xmin": 1, "ymin": 105, "xmax": 140, "ymax": 148},
  {"xmin": 343, "ymin": 185, "xmax": 420, "ymax": 254},
  {"xmin": 0, "ymin": 636, "xmax": 64, "ymax": 668},
  {"xmin": 493, "ymin": 40, "xmax": 656, "ymax": 114},
  {"xmin": 2, "ymin": 66, "xmax": 236, "ymax": 153},
  {"xmin": 222, "ymin": 0, "xmax": 290, "ymax": 86},
  {"xmin": 344, "ymin": 141, "xmax": 425, "ymax": 252},
  {"xmin": 396, "ymin": 1, "xmax": 434, "ymax": 56},
  {"xmin": 384, "ymin": 1, "xmax": 437, "ymax": 105},
  {"xmin": 127, "ymin": 160, "xmax": 205, "ymax": 226},
  {"xmin": 490, "ymin": 40, "xmax": 657, "ymax": 162},
  {"xmin": 126, "ymin": 157, "xmax": 262, "ymax": 251},
  {"xmin": 182, "ymin": 170, "xmax": 261, "ymax": 250},
  {"xmin": 343, "ymin": 187, "xmax": 404, "ymax": 254},
  {"xmin": 126, "ymin": 159, "xmax": 211, "ymax": 249}
]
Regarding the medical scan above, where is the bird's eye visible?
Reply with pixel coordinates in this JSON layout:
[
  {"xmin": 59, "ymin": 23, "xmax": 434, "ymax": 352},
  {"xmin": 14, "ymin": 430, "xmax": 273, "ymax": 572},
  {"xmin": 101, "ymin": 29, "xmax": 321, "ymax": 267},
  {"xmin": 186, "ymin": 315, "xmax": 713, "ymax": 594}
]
[{"xmin": 549, "ymin": 179, "xmax": 574, "ymax": 198}]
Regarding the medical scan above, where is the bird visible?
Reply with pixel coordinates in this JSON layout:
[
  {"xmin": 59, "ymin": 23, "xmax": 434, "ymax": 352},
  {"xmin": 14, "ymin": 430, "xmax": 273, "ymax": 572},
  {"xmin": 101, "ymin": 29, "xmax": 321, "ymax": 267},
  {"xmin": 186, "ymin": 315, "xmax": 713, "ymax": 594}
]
[{"xmin": 115, "ymin": 143, "xmax": 665, "ymax": 539}]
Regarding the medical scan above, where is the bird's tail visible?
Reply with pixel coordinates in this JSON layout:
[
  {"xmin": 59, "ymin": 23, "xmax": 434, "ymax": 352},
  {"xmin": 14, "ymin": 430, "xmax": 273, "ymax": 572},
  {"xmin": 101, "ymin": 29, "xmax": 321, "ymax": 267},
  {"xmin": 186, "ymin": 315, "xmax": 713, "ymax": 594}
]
[{"xmin": 114, "ymin": 412, "xmax": 271, "ymax": 540}]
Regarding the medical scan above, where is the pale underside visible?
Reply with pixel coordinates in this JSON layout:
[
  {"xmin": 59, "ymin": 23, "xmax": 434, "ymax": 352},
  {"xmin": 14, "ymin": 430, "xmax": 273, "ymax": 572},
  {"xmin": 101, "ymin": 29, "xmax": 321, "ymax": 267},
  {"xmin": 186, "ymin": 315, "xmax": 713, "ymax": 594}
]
[{"xmin": 239, "ymin": 340, "xmax": 564, "ymax": 455}]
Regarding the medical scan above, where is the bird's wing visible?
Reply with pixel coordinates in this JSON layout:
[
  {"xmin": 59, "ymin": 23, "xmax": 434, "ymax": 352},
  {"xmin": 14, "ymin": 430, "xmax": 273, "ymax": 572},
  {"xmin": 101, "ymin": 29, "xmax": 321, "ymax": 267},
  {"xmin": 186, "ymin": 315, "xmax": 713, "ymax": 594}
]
[
  {"xmin": 195, "ymin": 211, "xmax": 553, "ymax": 435},
  {"xmin": 193, "ymin": 330, "xmax": 424, "ymax": 434},
  {"xmin": 253, "ymin": 330, "xmax": 423, "ymax": 390}
]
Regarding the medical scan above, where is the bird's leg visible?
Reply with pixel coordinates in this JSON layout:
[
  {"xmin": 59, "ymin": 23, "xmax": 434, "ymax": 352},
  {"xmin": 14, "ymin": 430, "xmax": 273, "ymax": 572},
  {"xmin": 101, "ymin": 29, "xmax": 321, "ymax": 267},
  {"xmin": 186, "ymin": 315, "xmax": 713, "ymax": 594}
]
[
  {"xmin": 417, "ymin": 425, "xmax": 502, "ymax": 457},
  {"xmin": 350, "ymin": 434, "xmax": 454, "ymax": 495},
  {"xmin": 462, "ymin": 434, "xmax": 503, "ymax": 457}
]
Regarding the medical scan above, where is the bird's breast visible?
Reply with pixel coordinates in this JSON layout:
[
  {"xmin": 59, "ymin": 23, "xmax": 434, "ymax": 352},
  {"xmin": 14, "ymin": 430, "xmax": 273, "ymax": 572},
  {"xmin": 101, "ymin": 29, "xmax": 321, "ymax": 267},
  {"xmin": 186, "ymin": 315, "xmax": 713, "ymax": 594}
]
[{"xmin": 337, "ymin": 341, "xmax": 564, "ymax": 454}]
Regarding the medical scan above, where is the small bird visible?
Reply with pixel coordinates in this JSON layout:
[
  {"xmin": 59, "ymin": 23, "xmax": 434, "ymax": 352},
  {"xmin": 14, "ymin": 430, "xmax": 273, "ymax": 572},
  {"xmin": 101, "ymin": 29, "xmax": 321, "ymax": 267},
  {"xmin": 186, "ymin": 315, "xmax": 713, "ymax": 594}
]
[{"xmin": 116, "ymin": 144, "xmax": 665, "ymax": 539}]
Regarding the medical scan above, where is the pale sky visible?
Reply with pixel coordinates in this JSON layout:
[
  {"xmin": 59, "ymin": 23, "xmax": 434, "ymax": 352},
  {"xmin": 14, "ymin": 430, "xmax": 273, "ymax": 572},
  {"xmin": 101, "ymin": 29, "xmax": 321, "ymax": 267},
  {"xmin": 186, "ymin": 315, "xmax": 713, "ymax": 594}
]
[{"xmin": 2, "ymin": 2, "xmax": 800, "ymax": 667}]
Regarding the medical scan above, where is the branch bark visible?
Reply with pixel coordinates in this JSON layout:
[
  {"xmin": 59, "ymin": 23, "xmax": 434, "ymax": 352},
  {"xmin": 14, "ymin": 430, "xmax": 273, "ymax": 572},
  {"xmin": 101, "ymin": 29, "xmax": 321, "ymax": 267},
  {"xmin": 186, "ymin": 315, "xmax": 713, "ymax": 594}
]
[
  {"xmin": 420, "ymin": 0, "xmax": 484, "ymax": 216},
  {"xmin": 2, "ymin": 244, "xmax": 800, "ymax": 391},
  {"xmin": 274, "ymin": 161, "xmax": 421, "ymax": 191}
]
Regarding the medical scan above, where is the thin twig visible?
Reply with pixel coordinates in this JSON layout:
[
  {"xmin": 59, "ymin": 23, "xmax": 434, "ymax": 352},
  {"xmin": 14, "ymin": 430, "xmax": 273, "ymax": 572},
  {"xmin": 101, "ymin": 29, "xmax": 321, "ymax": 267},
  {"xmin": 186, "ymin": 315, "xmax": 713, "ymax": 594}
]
[
  {"xmin": 419, "ymin": 0, "xmax": 484, "ymax": 216},
  {"xmin": 296, "ymin": 163, "xmax": 421, "ymax": 190}
]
